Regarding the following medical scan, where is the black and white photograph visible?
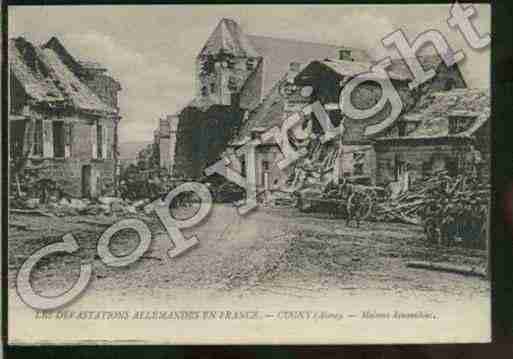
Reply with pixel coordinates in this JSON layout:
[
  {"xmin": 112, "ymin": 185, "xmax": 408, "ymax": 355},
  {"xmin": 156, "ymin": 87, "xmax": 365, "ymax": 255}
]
[{"xmin": 6, "ymin": 4, "xmax": 491, "ymax": 344}]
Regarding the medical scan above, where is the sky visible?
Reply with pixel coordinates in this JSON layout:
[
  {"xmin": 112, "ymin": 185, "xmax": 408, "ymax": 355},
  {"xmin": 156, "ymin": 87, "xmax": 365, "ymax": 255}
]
[{"xmin": 10, "ymin": 4, "xmax": 491, "ymax": 143}]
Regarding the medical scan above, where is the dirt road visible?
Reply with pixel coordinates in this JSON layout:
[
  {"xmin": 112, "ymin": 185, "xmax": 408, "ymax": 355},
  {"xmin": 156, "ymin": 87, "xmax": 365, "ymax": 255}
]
[{"xmin": 8, "ymin": 204, "xmax": 489, "ymax": 304}]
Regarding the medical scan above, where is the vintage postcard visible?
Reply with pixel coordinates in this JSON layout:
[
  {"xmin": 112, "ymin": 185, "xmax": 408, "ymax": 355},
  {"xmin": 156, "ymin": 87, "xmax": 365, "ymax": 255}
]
[{"xmin": 6, "ymin": 4, "xmax": 491, "ymax": 344}]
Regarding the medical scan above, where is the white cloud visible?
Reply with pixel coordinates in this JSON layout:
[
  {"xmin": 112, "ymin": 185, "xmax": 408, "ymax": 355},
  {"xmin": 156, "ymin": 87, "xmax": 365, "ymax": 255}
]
[{"xmin": 61, "ymin": 32, "xmax": 195, "ymax": 142}]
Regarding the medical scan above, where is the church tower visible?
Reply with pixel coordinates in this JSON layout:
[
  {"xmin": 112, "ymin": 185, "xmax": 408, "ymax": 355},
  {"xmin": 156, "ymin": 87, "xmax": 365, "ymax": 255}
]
[{"xmin": 196, "ymin": 18, "xmax": 263, "ymax": 107}]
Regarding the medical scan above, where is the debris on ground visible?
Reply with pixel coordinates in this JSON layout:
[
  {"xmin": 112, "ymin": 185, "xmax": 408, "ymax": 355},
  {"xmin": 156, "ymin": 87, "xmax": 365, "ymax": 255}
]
[
  {"xmin": 9, "ymin": 208, "xmax": 55, "ymax": 217},
  {"xmin": 268, "ymin": 191, "xmax": 297, "ymax": 207},
  {"xmin": 9, "ymin": 192, "xmax": 159, "ymax": 220},
  {"xmin": 8, "ymin": 202, "xmax": 489, "ymax": 300},
  {"xmin": 406, "ymin": 260, "xmax": 487, "ymax": 278},
  {"xmin": 24, "ymin": 198, "xmax": 40, "ymax": 209},
  {"xmin": 372, "ymin": 171, "xmax": 490, "ymax": 247}
]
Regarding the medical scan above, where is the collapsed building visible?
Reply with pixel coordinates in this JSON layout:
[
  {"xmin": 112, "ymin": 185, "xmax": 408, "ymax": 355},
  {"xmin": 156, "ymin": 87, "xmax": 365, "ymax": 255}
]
[
  {"xmin": 9, "ymin": 37, "xmax": 122, "ymax": 198},
  {"xmin": 225, "ymin": 52, "xmax": 477, "ymax": 194}
]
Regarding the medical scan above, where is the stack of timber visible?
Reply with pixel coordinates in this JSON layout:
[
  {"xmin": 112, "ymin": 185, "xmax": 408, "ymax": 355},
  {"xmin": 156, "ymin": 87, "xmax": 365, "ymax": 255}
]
[{"xmin": 373, "ymin": 172, "xmax": 490, "ymax": 246}]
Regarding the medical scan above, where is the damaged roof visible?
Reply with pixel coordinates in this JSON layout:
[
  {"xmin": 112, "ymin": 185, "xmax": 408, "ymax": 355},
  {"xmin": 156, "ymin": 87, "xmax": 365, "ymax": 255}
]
[
  {"xmin": 231, "ymin": 75, "xmax": 288, "ymax": 145},
  {"xmin": 9, "ymin": 36, "xmax": 116, "ymax": 115},
  {"xmin": 321, "ymin": 59, "xmax": 411, "ymax": 81},
  {"xmin": 37, "ymin": 46, "xmax": 115, "ymax": 114},
  {"xmin": 308, "ymin": 54, "xmax": 457, "ymax": 83},
  {"xmin": 386, "ymin": 54, "xmax": 455, "ymax": 81},
  {"xmin": 186, "ymin": 96, "xmax": 217, "ymax": 111},
  {"xmin": 295, "ymin": 58, "xmax": 412, "ymax": 83},
  {"xmin": 9, "ymin": 38, "xmax": 65, "ymax": 104},
  {"xmin": 376, "ymin": 88, "xmax": 490, "ymax": 140},
  {"xmin": 248, "ymin": 35, "xmax": 351, "ymax": 98}
]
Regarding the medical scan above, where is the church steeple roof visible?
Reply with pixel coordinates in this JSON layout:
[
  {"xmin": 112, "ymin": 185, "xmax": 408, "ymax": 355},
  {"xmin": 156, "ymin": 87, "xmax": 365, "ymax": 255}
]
[{"xmin": 199, "ymin": 18, "xmax": 259, "ymax": 58}]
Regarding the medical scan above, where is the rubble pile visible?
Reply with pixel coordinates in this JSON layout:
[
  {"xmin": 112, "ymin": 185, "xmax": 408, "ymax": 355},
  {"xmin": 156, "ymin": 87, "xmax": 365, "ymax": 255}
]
[
  {"xmin": 373, "ymin": 172, "xmax": 490, "ymax": 246},
  {"xmin": 10, "ymin": 195, "xmax": 152, "ymax": 218}
]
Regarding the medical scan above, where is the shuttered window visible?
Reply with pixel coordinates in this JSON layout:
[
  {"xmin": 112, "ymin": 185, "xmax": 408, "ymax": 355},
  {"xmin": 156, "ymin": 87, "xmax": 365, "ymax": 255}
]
[
  {"xmin": 52, "ymin": 121, "xmax": 65, "ymax": 158},
  {"xmin": 33, "ymin": 119, "xmax": 43, "ymax": 156},
  {"xmin": 97, "ymin": 122, "xmax": 103, "ymax": 159}
]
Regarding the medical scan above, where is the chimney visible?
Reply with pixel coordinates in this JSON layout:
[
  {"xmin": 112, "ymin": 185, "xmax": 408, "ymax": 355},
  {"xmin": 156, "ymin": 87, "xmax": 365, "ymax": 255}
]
[
  {"xmin": 287, "ymin": 62, "xmax": 301, "ymax": 83},
  {"xmin": 339, "ymin": 48, "xmax": 354, "ymax": 61}
]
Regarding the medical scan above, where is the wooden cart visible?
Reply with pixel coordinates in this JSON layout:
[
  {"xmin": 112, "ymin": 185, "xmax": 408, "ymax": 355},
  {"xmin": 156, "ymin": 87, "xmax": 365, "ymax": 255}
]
[{"xmin": 294, "ymin": 180, "xmax": 385, "ymax": 221}]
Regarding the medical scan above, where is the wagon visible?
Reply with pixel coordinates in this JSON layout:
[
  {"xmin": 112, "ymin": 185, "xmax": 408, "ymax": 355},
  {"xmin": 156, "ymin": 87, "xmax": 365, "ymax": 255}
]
[{"xmin": 294, "ymin": 180, "xmax": 385, "ymax": 221}]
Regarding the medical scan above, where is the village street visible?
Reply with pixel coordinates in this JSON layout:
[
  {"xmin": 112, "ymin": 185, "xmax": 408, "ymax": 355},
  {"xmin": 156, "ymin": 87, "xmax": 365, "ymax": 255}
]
[{"xmin": 8, "ymin": 204, "xmax": 489, "ymax": 306}]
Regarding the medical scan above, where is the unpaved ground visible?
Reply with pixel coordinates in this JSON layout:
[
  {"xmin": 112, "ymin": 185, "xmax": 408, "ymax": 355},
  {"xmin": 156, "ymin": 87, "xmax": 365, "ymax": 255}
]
[{"xmin": 8, "ymin": 204, "xmax": 489, "ymax": 302}]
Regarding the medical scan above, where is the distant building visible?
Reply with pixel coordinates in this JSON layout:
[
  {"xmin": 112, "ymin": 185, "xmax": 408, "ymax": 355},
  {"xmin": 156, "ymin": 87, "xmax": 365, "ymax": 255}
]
[
  {"xmin": 9, "ymin": 37, "xmax": 122, "ymax": 198},
  {"xmin": 156, "ymin": 115, "xmax": 179, "ymax": 173}
]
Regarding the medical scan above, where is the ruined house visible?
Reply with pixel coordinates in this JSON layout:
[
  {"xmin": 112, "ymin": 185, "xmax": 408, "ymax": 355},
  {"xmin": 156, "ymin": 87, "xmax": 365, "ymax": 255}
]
[
  {"xmin": 9, "ymin": 37, "xmax": 121, "ymax": 198},
  {"xmin": 373, "ymin": 88, "xmax": 490, "ymax": 185},
  {"xmin": 226, "ymin": 51, "xmax": 470, "ymax": 191}
]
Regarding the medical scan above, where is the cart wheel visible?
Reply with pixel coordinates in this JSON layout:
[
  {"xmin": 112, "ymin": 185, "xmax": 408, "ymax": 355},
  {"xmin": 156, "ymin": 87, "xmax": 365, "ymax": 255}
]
[{"xmin": 347, "ymin": 191, "xmax": 373, "ymax": 221}]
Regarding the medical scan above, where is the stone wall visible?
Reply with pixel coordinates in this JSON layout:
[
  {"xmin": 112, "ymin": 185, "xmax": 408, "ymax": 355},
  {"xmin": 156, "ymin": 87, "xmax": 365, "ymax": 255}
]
[
  {"xmin": 172, "ymin": 105, "xmax": 244, "ymax": 179},
  {"xmin": 196, "ymin": 54, "xmax": 260, "ymax": 106},
  {"xmin": 22, "ymin": 114, "xmax": 117, "ymax": 198}
]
